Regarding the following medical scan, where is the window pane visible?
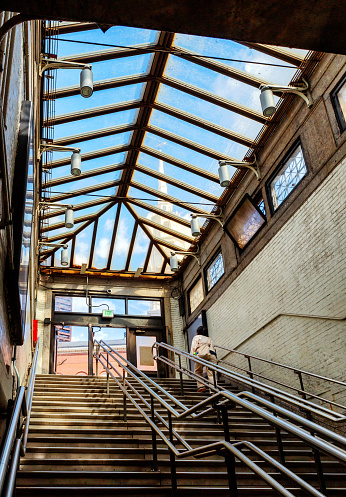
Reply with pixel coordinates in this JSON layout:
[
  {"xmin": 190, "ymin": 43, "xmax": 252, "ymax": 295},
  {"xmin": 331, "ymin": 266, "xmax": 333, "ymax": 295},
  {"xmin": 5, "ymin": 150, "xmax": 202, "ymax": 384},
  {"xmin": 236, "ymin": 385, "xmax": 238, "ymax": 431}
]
[
  {"xmin": 226, "ymin": 197, "xmax": 265, "ymax": 249},
  {"xmin": 257, "ymin": 198, "xmax": 266, "ymax": 216},
  {"xmin": 55, "ymin": 296, "xmax": 89, "ymax": 313},
  {"xmin": 270, "ymin": 145, "xmax": 307, "ymax": 210},
  {"xmin": 206, "ymin": 252, "xmax": 224, "ymax": 291},
  {"xmin": 91, "ymin": 298, "xmax": 125, "ymax": 314},
  {"xmin": 336, "ymin": 80, "xmax": 346, "ymax": 120},
  {"xmin": 189, "ymin": 278, "xmax": 204, "ymax": 314},
  {"xmin": 128, "ymin": 299, "xmax": 161, "ymax": 316}
]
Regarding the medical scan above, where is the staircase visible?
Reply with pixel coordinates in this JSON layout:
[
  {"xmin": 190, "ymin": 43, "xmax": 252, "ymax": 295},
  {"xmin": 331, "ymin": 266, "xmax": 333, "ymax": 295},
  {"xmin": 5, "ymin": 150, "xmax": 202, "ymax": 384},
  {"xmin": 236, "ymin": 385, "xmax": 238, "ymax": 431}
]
[{"xmin": 15, "ymin": 374, "xmax": 346, "ymax": 496}]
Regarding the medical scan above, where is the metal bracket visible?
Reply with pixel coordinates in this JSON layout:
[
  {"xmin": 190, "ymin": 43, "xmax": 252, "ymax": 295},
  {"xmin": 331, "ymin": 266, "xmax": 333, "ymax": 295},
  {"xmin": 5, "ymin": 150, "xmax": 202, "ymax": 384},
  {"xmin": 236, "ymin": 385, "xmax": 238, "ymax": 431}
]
[
  {"xmin": 38, "ymin": 141, "xmax": 80, "ymax": 160},
  {"xmin": 171, "ymin": 245, "xmax": 201, "ymax": 266},
  {"xmin": 191, "ymin": 209, "xmax": 224, "ymax": 228},
  {"xmin": 39, "ymin": 54, "xmax": 91, "ymax": 76},
  {"xmin": 260, "ymin": 78, "xmax": 313, "ymax": 108},
  {"xmin": 219, "ymin": 156, "xmax": 261, "ymax": 181}
]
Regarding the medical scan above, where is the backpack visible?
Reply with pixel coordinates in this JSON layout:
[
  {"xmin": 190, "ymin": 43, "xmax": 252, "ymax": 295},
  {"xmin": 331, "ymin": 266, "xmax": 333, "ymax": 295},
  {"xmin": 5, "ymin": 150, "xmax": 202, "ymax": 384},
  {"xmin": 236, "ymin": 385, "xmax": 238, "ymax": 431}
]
[{"xmin": 196, "ymin": 338, "xmax": 212, "ymax": 359}]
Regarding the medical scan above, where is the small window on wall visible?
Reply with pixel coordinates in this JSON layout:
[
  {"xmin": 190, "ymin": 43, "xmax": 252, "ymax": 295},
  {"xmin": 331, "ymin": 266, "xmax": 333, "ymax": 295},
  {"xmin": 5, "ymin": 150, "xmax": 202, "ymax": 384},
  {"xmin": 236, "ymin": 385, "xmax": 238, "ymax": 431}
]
[
  {"xmin": 268, "ymin": 144, "xmax": 307, "ymax": 211},
  {"xmin": 225, "ymin": 195, "xmax": 266, "ymax": 250},
  {"xmin": 205, "ymin": 250, "xmax": 224, "ymax": 292},
  {"xmin": 188, "ymin": 277, "xmax": 204, "ymax": 314},
  {"xmin": 331, "ymin": 73, "xmax": 346, "ymax": 132}
]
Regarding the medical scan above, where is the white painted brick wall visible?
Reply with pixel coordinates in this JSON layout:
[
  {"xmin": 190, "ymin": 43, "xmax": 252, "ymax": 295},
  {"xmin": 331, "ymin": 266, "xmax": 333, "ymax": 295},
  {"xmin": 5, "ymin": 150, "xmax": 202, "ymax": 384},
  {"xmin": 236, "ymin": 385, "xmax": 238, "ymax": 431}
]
[
  {"xmin": 170, "ymin": 298, "xmax": 189, "ymax": 376},
  {"xmin": 207, "ymin": 160, "xmax": 346, "ymax": 407}
]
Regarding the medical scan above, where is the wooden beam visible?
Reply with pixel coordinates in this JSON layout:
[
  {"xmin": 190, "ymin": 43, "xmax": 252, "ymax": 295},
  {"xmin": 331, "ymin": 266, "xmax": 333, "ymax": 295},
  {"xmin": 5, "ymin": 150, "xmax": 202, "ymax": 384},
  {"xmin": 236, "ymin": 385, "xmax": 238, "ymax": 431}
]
[
  {"xmin": 41, "ymin": 212, "xmax": 97, "ymax": 232},
  {"xmin": 152, "ymin": 101, "xmax": 254, "ymax": 147},
  {"xmin": 117, "ymin": 31, "xmax": 176, "ymax": 199},
  {"xmin": 145, "ymin": 124, "xmax": 236, "ymax": 161},
  {"xmin": 173, "ymin": 46, "xmax": 272, "ymax": 88},
  {"xmin": 57, "ymin": 43, "xmax": 157, "ymax": 64},
  {"xmin": 44, "ymin": 100, "xmax": 141, "ymax": 126},
  {"xmin": 88, "ymin": 218, "xmax": 99, "ymax": 268},
  {"xmin": 161, "ymin": 75, "xmax": 266, "ymax": 123},
  {"xmin": 50, "ymin": 74, "xmax": 151, "ymax": 99},
  {"xmin": 125, "ymin": 220, "xmax": 138, "ymax": 271},
  {"xmin": 41, "ymin": 196, "xmax": 115, "ymax": 220},
  {"xmin": 54, "ymin": 124, "xmax": 136, "ymax": 146},
  {"xmin": 152, "ymin": 237, "xmax": 188, "ymax": 253},
  {"xmin": 126, "ymin": 198, "xmax": 190, "ymax": 228},
  {"xmin": 131, "ymin": 180, "xmax": 211, "ymax": 215},
  {"xmin": 134, "ymin": 163, "xmax": 219, "ymax": 202},
  {"xmin": 45, "ymin": 22, "xmax": 98, "ymax": 35},
  {"xmin": 143, "ymin": 241, "xmax": 153, "ymax": 273},
  {"xmin": 48, "ymin": 179, "xmax": 122, "ymax": 202},
  {"xmin": 45, "ymin": 162, "xmax": 125, "ymax": 188},
  {"xmin": 106, "ymin": 202, "xmax": 121, "ymax": 269},
  {"xmin": 48, "ymin": 144, "xmax": 131, "ymax": 169},
  {"xmin": 124, "ymin": 202, "xmax": 169, "ymax": 263},
  {"xmin": 140, "ymin": 145, "xmax": 220, "ymax": 182},
  {"xmin": 139, "ymin": 215, "xmax": 194, "ymax": 243},
  {"xmin": 239, "ymin": 42, "xmax": 304, "ymax": 66}
]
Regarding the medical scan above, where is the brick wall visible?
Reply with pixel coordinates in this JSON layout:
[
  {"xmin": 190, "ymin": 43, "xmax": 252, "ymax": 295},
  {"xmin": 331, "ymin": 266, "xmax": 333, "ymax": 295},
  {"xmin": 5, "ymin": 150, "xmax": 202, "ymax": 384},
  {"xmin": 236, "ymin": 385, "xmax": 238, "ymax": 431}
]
[{"xmin": 206, "ymin": 158, "xmax": 346, "ymax": 407}]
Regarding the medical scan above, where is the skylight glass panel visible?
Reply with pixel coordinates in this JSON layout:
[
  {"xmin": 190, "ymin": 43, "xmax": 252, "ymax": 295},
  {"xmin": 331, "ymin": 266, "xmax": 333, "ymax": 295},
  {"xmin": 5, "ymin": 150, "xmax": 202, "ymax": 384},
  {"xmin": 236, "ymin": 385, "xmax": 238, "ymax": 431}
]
[
  {"xmin": 156, "ymin": 85, "xmax": 263, "ymax": 141},
  {"xmin": 57, "ymin": 132, "xmax": 132, "ymax": 155},
  {"xmin": 53, "ymin": 109, "xmax": 138, "ymax": 138},
  {"xmin": 147, "ymin": 246, "xmax": 163, "ymax": 273},
  {"xmin": 129, "ymin": 227, "xmax": 150, "ymax": 271},
  {"xmin": 92, "ymin": 204, "xmax": 118, "ymax": 268},
  {"xmin": 73, "ymin": 223, "xmax": 94, "ymax": 266},
  {"xmin": 55, "ymin": 25, "xmax": 157, "ymax": 57},
  {"xmin": 149, "ymin": 108, "xmax": 250, "ymax": 159},
  {"xmin": 54, "ymin": 83, "xmax": 144, "ymax": 115},
  {"xmin": 111, "ymin": 207, "xmax": 135, "ymax": 270}
]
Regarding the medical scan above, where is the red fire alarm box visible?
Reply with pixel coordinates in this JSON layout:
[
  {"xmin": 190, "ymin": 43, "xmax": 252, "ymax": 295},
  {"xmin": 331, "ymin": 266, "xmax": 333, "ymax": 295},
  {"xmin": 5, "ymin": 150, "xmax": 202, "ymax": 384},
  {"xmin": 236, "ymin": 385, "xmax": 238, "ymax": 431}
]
[{"xmin": 33, "ymin": 319, "xmax": 38, "ymax": 346}]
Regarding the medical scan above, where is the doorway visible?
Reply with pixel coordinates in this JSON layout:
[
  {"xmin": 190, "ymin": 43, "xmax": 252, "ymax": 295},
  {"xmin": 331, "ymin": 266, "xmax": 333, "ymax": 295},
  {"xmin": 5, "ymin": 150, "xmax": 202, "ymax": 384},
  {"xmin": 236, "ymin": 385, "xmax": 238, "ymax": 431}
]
[{"xmin": 127, "ymin": 328, "xmax": 165, "ymax": 377}]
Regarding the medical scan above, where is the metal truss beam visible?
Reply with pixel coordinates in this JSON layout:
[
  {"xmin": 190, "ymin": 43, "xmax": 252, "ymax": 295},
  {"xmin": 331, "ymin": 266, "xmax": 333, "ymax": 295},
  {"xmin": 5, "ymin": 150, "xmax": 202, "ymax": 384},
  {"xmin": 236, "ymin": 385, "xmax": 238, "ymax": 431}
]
[
  {"xmin": 161, "ymin": 75, "xmax": 266, "ymax": 123},
  {"xmin": 126, "ymin": 198, "xmax": 190, "ymax": 227},
  {"xmin": 49, "ymin": 74, "xmax": 151, "ymax": 99},
  {"xmin": 139, "ymin": 215, "xmax": 194, "ymax": 243},
  {"xmin": 239, "ymin": 42, "xmax": 304, "ymax": 66},
  {"xmin": 48, "ymin": 144, "xmax": 131, "ymax": 169},
  {"xmin": 144, "ymin": 124, "xmax": 236, "ymax": 161},
  {"xmin": 44, "ymin": 100, "xmax": 141, "ymax": 126},
  {"xmin": 131, "ymin": 181, "xmax": 211, "ymax": 216},
  {"xmin": 45, "ymin": 162, "xmax": 125, "ymax": 188},
  {"xmin": 152, "ymin": 102, "xmax": 254, "ymax": 147},
  {"xmin": 140, "ymin": 145, "xmax": 220, "ymax": 182},
  {"xmin": 134, "ymin": 163, "xmax": 219, "ymax": 202}
]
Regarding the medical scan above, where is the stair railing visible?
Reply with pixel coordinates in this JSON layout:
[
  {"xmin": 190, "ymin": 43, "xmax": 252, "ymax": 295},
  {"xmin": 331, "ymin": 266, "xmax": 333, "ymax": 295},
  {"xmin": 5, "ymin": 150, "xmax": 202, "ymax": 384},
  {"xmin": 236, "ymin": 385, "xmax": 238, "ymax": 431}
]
[
  {"xmin": 215, "ymin": 343, "xmax": 346, "ymax": 412},
  {"xmin": 0, "ymin": 339, "xmax": 39, "ymax": 497},
  {"xmin": 94, "ymin": 339, "xmax": 346, "ymax": 497},
  {"xmin": 154, "ymin": 342, "xmax": 346, "ymax": 424}
]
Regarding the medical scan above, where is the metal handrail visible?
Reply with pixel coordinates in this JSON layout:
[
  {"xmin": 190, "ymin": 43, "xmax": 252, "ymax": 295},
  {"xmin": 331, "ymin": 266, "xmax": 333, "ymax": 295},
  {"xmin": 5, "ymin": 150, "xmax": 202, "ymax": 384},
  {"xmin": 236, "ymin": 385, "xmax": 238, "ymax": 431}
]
[
  {"xmin": 0, "ymin": 339, "xmax": 39, "ymax": 497},
  {"xmin": 215, "ymin": 343, "xmax": 346, "ymax": 410},
  {"xmin": 94, "ymin": 339, "xmax": 346, "ymax": 497},
  {"xmin": 154, "ymin": 342, "xmax": 346, "ymax": 423}
]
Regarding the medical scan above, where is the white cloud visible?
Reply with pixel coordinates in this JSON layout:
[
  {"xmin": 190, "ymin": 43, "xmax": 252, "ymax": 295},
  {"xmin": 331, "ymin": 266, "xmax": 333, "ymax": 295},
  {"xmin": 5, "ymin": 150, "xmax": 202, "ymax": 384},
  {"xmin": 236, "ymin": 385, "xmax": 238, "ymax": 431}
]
[
  {"xmin": 114, "ymin": 219, "xmax": 130, "ymax": 255},
  {"xmin": 74, "ymin": 240, "xmax": 89, "ymax": 266},
  {"xmin": 96, "ymin": 237, "xmax": 111, "ymax": 258}
]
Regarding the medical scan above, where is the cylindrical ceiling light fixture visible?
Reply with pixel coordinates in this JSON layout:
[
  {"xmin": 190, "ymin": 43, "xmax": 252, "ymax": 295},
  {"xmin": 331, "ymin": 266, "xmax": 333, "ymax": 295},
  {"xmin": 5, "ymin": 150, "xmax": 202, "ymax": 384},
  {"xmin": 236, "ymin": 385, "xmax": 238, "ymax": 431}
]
[
  {"xmin": 218, "ymin": 163, "xmax": 230, "ymax": 187},
  {"xmin": 80, "ymin": 67, "xmax": 93, "ymax": 98},
  {"xmin": 65, "ymin": 206, "xmax": 74, "ymax": 229},
  {"xmin": 169, "ymin": 253, "xmax": 179, "ymax": 272},
  {"xmin": 260, "ymin": 87, "xmax": 276, "ymax": 117},
  {"xmin": 190, "ymin": 215, "xmax": 201, "ymax": 237},
  {"xmin": 61, "ymin": 247, "xmax": 69, "ymax": 266},
  {"xmin": 71, "ymin": 151, "xmax": 82, "ymax": 176}
]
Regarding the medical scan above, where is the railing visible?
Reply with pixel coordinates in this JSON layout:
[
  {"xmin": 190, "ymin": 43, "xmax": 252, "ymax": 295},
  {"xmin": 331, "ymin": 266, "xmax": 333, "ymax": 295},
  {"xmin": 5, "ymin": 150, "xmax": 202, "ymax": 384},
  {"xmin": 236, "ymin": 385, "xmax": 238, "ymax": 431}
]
[
  {"xmin": 215, "ymin": 343, "xmax": 346, "ymax": 413},
  {"xmin": 155, "ymin": 342, "xmax": 346, "ymax": 424},
  {"xmin": 94, "ymin": 339, "xmax": 346, "ymax": 497},
  {"xmin": 0, "ymin": 339, "xmax": 39, "ymax": 497}
]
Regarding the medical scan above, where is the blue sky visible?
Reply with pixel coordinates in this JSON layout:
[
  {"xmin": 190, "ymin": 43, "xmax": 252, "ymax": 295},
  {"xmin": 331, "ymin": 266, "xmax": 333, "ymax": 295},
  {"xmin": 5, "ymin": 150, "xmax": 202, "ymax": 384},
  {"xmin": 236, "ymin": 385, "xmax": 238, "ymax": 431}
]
[{"xmin": 43, "ymin": 25, "xmax": 307, "ymax": 271}]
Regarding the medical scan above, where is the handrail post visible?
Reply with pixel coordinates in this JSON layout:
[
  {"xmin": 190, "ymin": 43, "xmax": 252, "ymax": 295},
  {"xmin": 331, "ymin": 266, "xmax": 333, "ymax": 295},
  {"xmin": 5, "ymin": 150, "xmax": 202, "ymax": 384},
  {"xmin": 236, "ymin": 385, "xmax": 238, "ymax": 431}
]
[
  {"xmin": 269, "ymin": 395, "xmax": 285, "ymax": 465},
  {"xmin": 313, "ymin": 447, "xmax": 327, "ymax": 494},
  {"xmin": 178, "ymin": 355, "xmax": 184, "ymax": 396},
  {"xmin": 150, "ymin": 395, "xmax": 158, "ymax": 472},
  {"xmin": 88, "ymin": 324, "xmax": 93, "ymax": 376},
  {"xmin": 246, "ymin": 356, "xmax": 256, "ymax": 394},
  {"xmin": 123, "ymin": 368, "xmax": 127, "ymax": 422},
  {"xmin": 220, "ymin": 405, "xmax": 238, "ymax": 496},
  {"xmin": 106, "ymin": 352, "xmax": 110, "ymax": 396},
  {"xmin": 168, "ymin": 411, "xmax": 177, "ymax": 497},
  {"xmin": 295, "ymin": 370, "xmax": 307, "ymax": 400}
]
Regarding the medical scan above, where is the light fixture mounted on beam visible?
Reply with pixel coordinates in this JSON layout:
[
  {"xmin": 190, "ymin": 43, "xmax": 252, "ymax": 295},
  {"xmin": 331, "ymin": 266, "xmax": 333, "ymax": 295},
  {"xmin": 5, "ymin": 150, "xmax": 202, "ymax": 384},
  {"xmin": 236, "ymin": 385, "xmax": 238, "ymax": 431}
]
[
  {"xmin": 39, "ymin": 202, "xmax": 74, "ymax": 229},
  {"xmin": 170, "ymin": 246, "xmax": 200, "ymax": 272},
  {"xmin": 190, "ymin": 211, "xmax": 223, "ymax": 237},
  {"xmin": 38, "ymin": 241, "xmax": 69, "ymax": 266},
  {"xmin": 39, "ymin": 55, "xmax": 93, "ymax": 98},
  {"xmin": 39, "ymin": 141, "xmax": 82, "ymax": 176},
  {"xmin": 259, "ymin": 78, "xmax": 312, "ymax": 118},
  {"xmin": 218, "ymin": 155, "xmax": 260, "ymax": 184}
]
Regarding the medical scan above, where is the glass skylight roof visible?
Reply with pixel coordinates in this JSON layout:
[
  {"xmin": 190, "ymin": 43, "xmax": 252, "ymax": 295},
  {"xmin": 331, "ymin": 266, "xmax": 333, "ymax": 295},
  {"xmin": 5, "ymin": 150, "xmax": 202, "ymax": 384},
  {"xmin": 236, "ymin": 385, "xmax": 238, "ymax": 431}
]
[{"xmin": 40, "ymin": 22, "xmax": 314, "ymax": 275}]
